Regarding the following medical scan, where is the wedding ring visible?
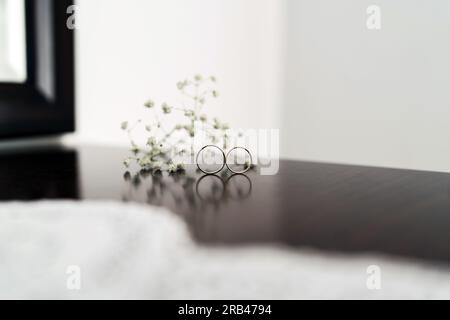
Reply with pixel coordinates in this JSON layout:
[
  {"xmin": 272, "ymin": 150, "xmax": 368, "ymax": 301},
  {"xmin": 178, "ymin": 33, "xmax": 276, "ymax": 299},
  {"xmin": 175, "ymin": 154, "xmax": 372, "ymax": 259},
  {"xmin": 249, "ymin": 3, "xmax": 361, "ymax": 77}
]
[
  {"xmin": 225, "ymin": 147, "xmax": 253, "ymax": 174},
  {"xmin": 196, "ymin": 145, "xmax": 226, "ymax": 175}
]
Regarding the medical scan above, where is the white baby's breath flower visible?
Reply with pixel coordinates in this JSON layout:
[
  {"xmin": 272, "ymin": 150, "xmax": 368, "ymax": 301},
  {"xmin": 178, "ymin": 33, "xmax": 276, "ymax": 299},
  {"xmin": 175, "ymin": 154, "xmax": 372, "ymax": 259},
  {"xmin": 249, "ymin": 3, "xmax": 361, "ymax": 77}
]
[
  {"xmin": 131, "ymin": 145, "xmax": 140, "ymax": 153},
  {"xmin": 167, "ymin": 163, "xmax": 178, "ymax": 173},
  {"xmin": 177, "ymin": 81, "xmax": 187, "ymax": 91},
  {"xmin": 152, "ymin": 161, "xmax": 163, "ymax": 172},
  {"xmin": 121, "ymin": 74, "xmax": 244, "ymax": 173},
  {"xmin": 147, "ymin": 137, "xmax": 157, "ymax": 147},
  {"xmin": 184, "ymin": 110, "xmax": 195, "ymax": 117},
  {"xmin": 162, "ymin": 103, "xmax": 172, "ymax": 114},
  {"xmin": 144, "ymin": 100, "xmax": 155, "ymax": 109},
  {"xmin": 123, "ymin": 158, "xmax": 131, "ymax": 168},
  {"xmin": 139, "ymin": 156, "xmax": 151, "ymax": 167}
]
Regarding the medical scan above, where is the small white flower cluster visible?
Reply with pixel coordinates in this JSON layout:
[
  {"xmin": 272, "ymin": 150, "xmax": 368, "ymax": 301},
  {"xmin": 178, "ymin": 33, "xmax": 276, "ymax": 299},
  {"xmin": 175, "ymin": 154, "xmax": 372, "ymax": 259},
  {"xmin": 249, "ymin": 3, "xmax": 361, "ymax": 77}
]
[{"xmin": 122, "ymin": 74, "xmax": 231, "ymax": 174}]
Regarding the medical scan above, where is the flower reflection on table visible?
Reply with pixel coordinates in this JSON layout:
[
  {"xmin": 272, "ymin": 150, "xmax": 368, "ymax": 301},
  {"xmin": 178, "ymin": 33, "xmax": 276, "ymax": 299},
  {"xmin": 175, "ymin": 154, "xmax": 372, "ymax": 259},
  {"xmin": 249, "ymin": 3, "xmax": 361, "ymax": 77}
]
[{"xmin": 122, "ymin": 167, "xmax": 254, "ymax": 241}]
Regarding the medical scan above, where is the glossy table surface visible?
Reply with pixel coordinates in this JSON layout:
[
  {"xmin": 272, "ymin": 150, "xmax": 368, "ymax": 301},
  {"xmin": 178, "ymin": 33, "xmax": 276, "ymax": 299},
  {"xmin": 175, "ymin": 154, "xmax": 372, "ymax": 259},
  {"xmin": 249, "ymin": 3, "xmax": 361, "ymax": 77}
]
[{"xmin": 1, "ymin": 145, "xmax": 450, "ymax": 264}]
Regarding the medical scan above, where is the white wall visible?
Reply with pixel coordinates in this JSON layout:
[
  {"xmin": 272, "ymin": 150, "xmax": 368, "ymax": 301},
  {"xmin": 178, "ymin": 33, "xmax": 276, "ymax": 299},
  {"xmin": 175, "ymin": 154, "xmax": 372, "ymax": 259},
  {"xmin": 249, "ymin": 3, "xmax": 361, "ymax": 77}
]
[
  {"xmin": 74, "ymin": 0, "xmax": 284, "ymax": 146},
  {"xmin": 73, "ymin": 0, "xmax": 450, "ymax": 172},
  {"xmin": 281, "ymin": 0, "xmax": 450, "ymax": 172}
]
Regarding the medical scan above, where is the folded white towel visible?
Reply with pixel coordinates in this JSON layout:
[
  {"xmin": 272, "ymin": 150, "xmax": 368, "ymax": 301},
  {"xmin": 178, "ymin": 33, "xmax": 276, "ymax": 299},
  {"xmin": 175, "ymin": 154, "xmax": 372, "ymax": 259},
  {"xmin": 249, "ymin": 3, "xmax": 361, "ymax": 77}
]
[{"xmin": 0, "ymin": 201, "xmax": 449, "ymax": 299}]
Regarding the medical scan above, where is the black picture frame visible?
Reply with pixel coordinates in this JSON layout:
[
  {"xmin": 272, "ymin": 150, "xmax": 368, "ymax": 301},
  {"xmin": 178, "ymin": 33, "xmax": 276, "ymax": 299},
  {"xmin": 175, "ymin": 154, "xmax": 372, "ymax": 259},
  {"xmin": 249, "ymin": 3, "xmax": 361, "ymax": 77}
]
[{"xmin": 0, "ymin": 0, "xmax": 75, "ymax": 139}]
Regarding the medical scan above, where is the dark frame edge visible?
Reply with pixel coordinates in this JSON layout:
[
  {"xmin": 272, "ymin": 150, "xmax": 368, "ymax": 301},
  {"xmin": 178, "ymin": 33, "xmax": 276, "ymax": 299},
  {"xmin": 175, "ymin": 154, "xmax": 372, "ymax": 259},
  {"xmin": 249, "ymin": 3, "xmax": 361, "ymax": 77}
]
[{"xmin": 0, "ymin": 0, "xmax": 75, "ymax": 139}]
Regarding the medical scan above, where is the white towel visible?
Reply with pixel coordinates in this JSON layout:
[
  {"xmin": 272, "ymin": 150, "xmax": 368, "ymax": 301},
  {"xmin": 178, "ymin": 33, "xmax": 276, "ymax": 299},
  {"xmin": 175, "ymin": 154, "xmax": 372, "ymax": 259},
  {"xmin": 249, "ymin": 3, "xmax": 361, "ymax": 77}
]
[{"xmin": 0, "ymin": 201, "xmax": 449, "ymax": 299}]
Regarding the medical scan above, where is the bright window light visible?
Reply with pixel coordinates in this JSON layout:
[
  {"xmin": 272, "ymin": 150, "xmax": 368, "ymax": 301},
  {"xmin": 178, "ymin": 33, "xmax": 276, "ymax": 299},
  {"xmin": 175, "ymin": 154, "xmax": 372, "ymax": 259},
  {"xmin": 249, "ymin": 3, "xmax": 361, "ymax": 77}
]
[{"xmin": 0, "ymin": 0, "xmax": 27, "ymax": 83}]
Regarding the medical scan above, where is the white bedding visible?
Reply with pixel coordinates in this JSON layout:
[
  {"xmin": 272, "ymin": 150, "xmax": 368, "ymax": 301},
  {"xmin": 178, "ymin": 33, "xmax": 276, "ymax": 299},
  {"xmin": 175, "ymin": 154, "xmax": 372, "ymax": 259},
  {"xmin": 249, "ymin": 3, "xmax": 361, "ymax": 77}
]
[{"xmin": 0, "ymin": 201, "xmax": 449, "ymax": 300}]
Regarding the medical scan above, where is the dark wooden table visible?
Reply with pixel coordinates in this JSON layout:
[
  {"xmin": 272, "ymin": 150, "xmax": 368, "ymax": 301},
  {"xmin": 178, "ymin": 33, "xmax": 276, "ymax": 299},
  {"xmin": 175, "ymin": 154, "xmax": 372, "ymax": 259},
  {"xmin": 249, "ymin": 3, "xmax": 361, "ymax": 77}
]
[{"xmin": 1, "ymin": 145, "xmax": 450, "ymax": 264}]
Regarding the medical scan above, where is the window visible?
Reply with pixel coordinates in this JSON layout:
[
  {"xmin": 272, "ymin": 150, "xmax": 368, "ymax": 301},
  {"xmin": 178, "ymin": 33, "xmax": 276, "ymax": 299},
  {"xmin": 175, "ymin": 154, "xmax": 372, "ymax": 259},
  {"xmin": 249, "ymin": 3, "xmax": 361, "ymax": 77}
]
[{"xmin": 0, "ymin": 0, "xmax": 27, "ymax": 83}]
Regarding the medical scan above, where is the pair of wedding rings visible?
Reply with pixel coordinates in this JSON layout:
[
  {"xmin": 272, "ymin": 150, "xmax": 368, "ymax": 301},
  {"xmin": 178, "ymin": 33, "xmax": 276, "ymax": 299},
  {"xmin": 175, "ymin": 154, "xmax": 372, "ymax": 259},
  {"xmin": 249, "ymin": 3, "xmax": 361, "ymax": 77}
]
[{"xmin": 196, "ymin": 145, "xmax": 253, "ymax": 175}]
